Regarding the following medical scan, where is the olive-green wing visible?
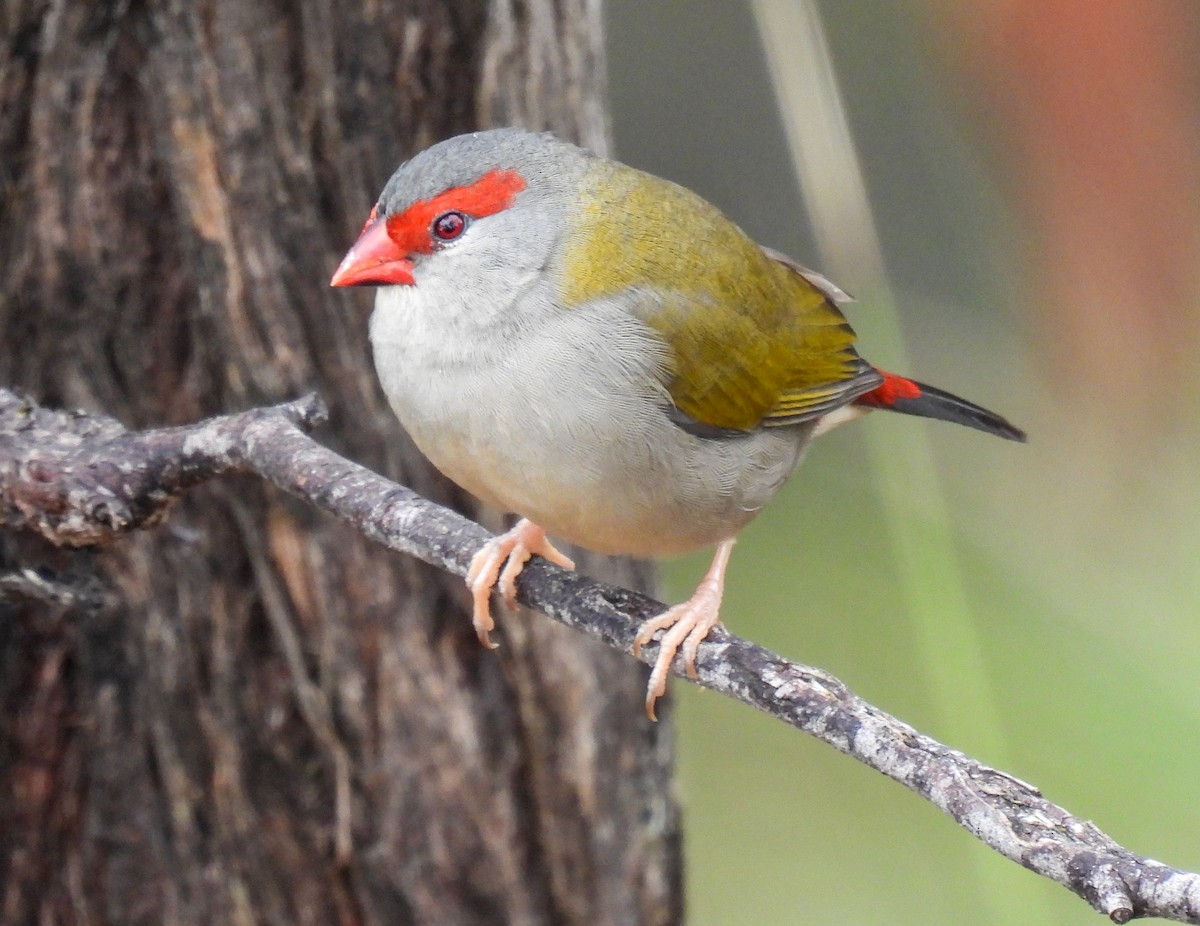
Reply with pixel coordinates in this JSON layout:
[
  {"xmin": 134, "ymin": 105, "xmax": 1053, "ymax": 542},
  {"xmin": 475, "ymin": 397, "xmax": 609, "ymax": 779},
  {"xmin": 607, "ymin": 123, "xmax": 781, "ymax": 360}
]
[
  {"xmin": 754, "ymin": 247, "xmax": 882, "ymax": 427},
  {"xmin": 561, "ymin": 161, "xmax": 881, "ymax": 432}
]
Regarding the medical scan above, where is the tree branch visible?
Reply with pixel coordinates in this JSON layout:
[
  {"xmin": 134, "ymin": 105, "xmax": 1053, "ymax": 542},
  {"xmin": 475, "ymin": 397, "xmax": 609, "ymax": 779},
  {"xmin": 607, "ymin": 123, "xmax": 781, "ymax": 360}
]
[{"xmin": 2, "ymin": 388, "xmax": 1196, "ymax": 924}]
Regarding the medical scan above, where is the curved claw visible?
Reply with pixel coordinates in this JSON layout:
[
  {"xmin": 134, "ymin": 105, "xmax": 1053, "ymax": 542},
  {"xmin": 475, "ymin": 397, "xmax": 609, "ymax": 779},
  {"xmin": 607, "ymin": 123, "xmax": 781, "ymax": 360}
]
[
  {"xmin": 639, "ymin": 602, "xmax": 723, "ymax": 720},
  {"xmin": 465, "ymin": 519, "xmax": 575, "ymax": 648},
  {"xmin": 466, "ymin": 543, "xmax": 506, "ymax": 648},
  {"xmin": 633, "ymin": 538, "xmax": 735, "ymax": 721}
]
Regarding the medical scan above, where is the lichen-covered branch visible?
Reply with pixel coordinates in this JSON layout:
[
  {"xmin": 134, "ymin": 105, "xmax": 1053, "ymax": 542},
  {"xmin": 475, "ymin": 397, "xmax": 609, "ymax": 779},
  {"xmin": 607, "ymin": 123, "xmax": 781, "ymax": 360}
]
[
  {"xmin": 0, "ymin": 388, "xmax": 328, "ymax": 546},
  {"xmin": 2, "ymin": 387, "xmax": 1197, "ymax": 924}
]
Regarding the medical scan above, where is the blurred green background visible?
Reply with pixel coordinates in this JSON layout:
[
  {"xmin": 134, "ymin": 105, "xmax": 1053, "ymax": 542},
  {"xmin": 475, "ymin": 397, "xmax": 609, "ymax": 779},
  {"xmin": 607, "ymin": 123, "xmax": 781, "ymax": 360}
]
[{"xmin": 606, "ymin": 1, "xmax": 1200, "ymax": 924}]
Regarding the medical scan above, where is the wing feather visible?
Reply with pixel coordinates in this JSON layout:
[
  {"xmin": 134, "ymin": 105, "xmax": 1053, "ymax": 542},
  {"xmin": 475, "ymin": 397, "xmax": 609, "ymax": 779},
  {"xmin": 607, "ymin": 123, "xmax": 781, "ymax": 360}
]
[{"xmin": 562, "ymin": 162, "xmax": 878, "ymax": 433}]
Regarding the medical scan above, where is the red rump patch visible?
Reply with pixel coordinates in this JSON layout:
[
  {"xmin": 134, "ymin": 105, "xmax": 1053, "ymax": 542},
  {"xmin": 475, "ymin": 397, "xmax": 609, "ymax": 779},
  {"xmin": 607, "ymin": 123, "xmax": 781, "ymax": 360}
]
[
  {"xmin": 385, "ymin": 168, "xmax": 526, "ymax": 257},
  {"xmin": 858, "ymin": 370, "xmax": 922, "ymax": 408}
]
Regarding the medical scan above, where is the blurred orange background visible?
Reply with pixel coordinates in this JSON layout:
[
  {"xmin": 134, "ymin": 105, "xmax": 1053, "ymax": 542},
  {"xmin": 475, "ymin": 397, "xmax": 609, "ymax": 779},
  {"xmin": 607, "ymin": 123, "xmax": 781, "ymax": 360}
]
[{"xmin": 607, "ymin": 2, "xmax": 1200, "ymax": 924}]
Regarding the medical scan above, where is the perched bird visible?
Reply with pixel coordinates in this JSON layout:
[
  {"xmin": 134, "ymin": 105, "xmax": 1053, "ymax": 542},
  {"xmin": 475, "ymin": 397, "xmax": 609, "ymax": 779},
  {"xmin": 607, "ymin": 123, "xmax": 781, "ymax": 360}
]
[{"xmin": 331, "ymin": 128, "xmax": 1024, "ymax": 719}]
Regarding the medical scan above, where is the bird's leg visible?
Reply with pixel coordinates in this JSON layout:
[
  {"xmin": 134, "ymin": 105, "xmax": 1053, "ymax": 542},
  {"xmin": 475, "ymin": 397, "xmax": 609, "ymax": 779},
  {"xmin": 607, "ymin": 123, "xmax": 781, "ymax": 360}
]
[
  {"xmin": 633, "ymin": 537, "xmax": 736, "ymax": 720},
  {"xmin": 466, "ymin": 518, "xmax": 576, "ymax": 648}
]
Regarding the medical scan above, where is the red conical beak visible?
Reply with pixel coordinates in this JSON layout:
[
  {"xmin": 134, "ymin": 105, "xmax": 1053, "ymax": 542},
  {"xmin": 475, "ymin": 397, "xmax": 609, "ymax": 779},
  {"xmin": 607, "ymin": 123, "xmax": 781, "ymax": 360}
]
[{"xmin": 330, "ymin": 215, "xmax": 415, "ymax": 287}]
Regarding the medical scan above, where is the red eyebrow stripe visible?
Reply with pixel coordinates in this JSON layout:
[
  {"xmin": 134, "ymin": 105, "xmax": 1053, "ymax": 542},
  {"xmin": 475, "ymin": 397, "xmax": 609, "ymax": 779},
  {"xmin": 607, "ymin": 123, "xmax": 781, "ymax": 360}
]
[{"xmin": 384, "ymin": 168, "xmax": 526, "ymax": 257}]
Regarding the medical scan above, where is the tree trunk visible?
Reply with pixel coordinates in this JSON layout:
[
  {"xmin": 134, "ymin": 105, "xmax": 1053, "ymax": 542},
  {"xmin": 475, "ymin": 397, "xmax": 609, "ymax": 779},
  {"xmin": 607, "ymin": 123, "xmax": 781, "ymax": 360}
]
[{"xmin": 0, "ymin": 2, "xmax": 681, "ymax": 923}]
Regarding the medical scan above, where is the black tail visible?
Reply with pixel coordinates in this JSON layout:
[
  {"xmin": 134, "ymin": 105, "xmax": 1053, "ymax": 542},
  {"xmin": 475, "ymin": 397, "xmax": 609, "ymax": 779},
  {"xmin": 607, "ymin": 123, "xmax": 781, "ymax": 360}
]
[{"xmin": 856, "ymin": 370, "xmax": 1026, "ymax": 442}]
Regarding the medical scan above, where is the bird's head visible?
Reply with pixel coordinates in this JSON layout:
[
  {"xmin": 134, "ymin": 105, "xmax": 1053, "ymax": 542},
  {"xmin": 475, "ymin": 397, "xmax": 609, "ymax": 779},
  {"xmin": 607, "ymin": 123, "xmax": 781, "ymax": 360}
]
[{"xmin": 331, "ymin": 128, "xmax": 588, "ymax": 291}]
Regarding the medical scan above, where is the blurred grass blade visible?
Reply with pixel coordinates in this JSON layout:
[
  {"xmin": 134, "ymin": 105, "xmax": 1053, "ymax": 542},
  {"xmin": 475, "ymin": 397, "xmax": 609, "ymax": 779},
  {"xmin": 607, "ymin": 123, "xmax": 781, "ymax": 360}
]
[{"xmin": 750, "ymin": 0, "xmax": 1047, "ymax": 920}]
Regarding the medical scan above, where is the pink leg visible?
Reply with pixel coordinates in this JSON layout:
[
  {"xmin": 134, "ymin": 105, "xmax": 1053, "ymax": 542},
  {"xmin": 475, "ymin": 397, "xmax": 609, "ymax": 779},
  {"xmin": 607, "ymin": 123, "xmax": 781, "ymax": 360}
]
[
  {"xmin": 633, "ymin": 537, "xmax": 736, "ymax": 720},
  {"xmin": 465, "ymin": 518, "xmax": 575, "ymax": 648}
]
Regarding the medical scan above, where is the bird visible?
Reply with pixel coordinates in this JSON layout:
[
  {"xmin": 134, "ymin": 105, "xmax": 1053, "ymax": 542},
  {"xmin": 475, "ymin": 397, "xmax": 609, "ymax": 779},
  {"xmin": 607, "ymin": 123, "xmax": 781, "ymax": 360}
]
[{"xmin": 330, "ymin": 127, "xmax": 1024, "ymax": 719}]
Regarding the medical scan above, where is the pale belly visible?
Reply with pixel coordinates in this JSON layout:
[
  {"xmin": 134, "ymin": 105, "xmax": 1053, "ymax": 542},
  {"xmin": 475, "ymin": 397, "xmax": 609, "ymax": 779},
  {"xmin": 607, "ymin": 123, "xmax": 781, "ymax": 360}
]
[
  {"xmin": 390, "ymin": 365, "xmax": 811, "ymax": 558},
  {"xmin": 370, "ymin": 288, "xmax": 812, "ymax": 558}
]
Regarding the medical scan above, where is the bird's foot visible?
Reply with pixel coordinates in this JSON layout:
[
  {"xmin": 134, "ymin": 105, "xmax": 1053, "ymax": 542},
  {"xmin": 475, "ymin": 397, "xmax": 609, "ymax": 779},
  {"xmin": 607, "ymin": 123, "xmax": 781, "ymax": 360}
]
[
  {"xmin": 466, "ymin": 518, "xmax": 575, "ymax": 648},
  {"xmin": 633, "ymin": 538, "xmax": 735, "ymax": 720}
]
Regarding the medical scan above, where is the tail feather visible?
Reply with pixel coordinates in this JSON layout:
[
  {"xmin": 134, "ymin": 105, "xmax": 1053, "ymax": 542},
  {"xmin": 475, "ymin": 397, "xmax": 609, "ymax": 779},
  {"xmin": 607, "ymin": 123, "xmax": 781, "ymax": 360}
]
[{"xmin": 856, "ymin": 370, "xmax": 1026, "ymax": 443}]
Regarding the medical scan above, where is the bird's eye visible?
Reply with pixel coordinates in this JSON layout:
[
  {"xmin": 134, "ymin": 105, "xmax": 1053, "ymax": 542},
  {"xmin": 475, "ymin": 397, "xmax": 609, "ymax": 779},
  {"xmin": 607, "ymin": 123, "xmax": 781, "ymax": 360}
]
[{"xmin": 432, "ymin": 211, "xmax": 467, "ymax": 241}]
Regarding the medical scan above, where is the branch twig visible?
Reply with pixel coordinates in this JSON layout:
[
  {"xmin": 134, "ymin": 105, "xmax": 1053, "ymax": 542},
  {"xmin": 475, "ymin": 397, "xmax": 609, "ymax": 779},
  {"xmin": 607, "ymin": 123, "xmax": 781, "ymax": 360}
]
[{"xmin": 2, "ymin": 388, "xmax": 1196, "ymax": 924}]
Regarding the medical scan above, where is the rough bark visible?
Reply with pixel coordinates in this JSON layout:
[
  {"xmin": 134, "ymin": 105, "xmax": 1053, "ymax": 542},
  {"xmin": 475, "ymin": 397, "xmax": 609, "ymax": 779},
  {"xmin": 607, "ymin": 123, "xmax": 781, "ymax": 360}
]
[
  {"xmin": 10, "ymin": 392, "xmax": 1200, "ymax": 925},
  {"xmin": 0, "ymin": 2, "xmax": 680, "ymax": 924}
]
